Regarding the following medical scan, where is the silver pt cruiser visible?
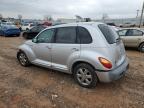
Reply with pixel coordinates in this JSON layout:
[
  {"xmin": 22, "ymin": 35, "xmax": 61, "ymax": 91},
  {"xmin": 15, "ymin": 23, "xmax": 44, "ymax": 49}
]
[{"xmin": 17, "ymin": 22, "xmax": 129, "ymax": 88}]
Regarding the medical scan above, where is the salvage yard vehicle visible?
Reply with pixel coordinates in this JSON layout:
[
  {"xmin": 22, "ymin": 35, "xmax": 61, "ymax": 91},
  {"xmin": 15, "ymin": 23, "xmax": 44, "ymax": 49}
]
[
  {"xmin": 21, "ymin": 23, "xmax": 35, "ymax": 31},
  {"xmin": 0, "ymin": 22, "xmax": 20, "ymax": 36},
  {"xmin": 23, "ymin": 25, "xmax": 47, "ymax": 39},
  {"xmin": 17, "ymin": 22, "xmax": 129, "ymax": 88},
  {"xmin": 117, "ymin": 28, "xmax": 144, "ymax": 52}
]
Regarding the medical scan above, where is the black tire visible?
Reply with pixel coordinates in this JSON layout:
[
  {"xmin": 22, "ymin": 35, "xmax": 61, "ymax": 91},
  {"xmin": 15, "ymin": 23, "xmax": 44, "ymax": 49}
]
[
  {"xmin": 26, "ymin": 28, "xmax": 29, "ymax": 31},
  {"xmin": 139, "ymin": 43, "xmax": 144, "ymax": 52},
  {"xmin": 16, "ymin": 34, "xmax": 20, "ymax": 37},
  {"xmin": 23, "ymin": 33, "xmax": 28, "ymax": 39},
  {"xmin": 2, "ymin": 31, "xmax": 6, "ymax": 37},
  {"xmin": 73, "ymin": 63, "xmax": 98, "ymax": 88},
  {"xmin": 17, "ymin": 51, "xmax": 31, "ymax": 67},
  {"xmin": 19, "ymin": 27, "xmax": 22, "ymax": 31}
]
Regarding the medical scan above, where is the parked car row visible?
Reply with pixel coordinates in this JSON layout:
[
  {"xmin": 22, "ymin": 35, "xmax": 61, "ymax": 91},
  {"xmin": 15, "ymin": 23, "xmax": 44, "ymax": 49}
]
[
  {"xmin": 22, "ymin": 23, "xmax": 65, "ymax": 39},
  {"xmin": 0, "ymin": 21, "xmax": 47, "ymax": 37}
]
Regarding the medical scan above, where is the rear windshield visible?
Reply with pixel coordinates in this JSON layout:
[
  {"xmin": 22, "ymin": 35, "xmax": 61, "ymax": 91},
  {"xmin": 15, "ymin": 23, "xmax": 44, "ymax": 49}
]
[{"xmin": 98, "ymin": 24, "xmax": 119, "ymax": 44}]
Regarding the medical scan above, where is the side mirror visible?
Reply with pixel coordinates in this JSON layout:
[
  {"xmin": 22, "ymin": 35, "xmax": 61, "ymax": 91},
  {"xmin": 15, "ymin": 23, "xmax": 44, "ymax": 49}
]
[{"xmin": 32, "ymin": 38, "xmax": 38, "ymax": 43}]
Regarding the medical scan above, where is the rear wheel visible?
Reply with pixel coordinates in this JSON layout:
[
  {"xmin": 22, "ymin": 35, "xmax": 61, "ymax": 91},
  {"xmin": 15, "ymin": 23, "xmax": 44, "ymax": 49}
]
[
  {"xmin": 73, "ymin": 63, "xmax": 98, "ymax": 88},
  {"xmin": 17, "ymin": 51, "xmax": 31, "ymax": 67},
  {"xmin": 139, "ymin": 43, "xmax": 144, "ymax": 52},
  {"xmin": 2, "ymin": 31, "xmax": 6, "ymax": 37}
]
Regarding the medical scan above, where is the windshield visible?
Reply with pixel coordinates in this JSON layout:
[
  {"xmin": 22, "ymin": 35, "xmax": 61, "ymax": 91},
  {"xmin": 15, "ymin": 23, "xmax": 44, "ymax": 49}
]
[
  {"xmin": 7, "ymin": 22, "xmax": 14, "ymax": 25},
  {"xmin": 1, "ymin": 22, "xmax": 14, "ymax": 26},
  {"xmin": 98, "ymin": 24, "xmax": 119, "ymax": 44},
  {"xmin": 23, "ymin": 24, "xmax": 29, "ymax": 26}
]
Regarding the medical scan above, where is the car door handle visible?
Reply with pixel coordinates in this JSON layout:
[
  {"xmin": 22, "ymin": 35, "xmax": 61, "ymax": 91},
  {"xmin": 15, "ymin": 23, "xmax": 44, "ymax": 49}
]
[
  {"xmin": 46, "ymin": 46, "xmax": 51, "ymax": 49},
  {"xmin": 72, "ymin": 48, "xmax": 79, "ymax": 51}
]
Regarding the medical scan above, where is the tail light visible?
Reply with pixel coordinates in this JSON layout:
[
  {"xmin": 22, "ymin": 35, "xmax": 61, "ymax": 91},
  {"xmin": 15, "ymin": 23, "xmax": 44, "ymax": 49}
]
[{"xmin": 98, "ymin": 57, "xmax": 112, "ymax": 69}]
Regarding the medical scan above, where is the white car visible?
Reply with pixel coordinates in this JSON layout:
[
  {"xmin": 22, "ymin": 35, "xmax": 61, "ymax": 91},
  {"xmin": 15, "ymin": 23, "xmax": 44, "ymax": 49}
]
[{"xmin": 21, "ymin": 23, "xmax": 35, "ymax": 31}]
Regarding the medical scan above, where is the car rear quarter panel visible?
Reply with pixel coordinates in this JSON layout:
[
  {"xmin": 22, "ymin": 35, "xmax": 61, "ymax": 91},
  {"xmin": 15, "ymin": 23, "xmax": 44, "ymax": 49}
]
[
  {"xmin": 68, "ymin": 25, "xmax": 114, "ymax": 73},
  {"xmin": 69, "ymin": 49, "xmax": 113, "ymax": 74}
]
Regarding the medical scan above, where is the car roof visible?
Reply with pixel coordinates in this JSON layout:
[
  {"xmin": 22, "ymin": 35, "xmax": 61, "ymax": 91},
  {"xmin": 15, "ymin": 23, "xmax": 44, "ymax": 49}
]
[
  {"xmin": 118, "ymin": 27, "xmax": 142, "ymax": 31},
  {"xmin": 48, "ymin": 22, "xmax": 104, "ymax": 29}
]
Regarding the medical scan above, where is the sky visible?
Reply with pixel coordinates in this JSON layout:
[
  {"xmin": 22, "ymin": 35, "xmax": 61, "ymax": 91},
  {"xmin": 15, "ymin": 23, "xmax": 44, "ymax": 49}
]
[{"xmin": 0, "ymin": 0, "xmax": 143, "ymax": 19}]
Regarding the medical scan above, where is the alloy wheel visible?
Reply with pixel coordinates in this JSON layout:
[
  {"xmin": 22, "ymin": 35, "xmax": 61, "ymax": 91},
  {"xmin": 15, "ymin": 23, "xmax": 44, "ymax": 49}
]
[{"xmin": 76, "ymin": 68, "xmax": 92, "ymax": 86}]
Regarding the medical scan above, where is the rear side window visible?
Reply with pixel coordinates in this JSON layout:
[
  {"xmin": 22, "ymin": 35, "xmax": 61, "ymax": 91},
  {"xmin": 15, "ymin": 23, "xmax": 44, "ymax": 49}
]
[
  {"xmin": 77, "ymin": 27, "xmax": 92, "ymax": 44},
  {"xmin": 126, "ymin": 29, "xmax": 143, "ymax": 36},
  {"xmin": 98, "ymin": 24, "xmax": 119, "ymax": 44},
  {"xmin": 55, "ymin": 27, "xmax": 76, "ymax": 44}
]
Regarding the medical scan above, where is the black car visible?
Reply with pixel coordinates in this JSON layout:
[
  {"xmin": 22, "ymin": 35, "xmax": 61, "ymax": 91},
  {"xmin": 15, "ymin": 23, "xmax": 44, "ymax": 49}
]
[{"xmin": 23, "ymin": 26, "xmax": 46, "ymax": 39}]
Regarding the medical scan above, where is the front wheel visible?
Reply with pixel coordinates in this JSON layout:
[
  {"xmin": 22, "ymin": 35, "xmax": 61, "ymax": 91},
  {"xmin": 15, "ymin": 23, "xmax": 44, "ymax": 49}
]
[
  {"xmin": 16, "ymin": 34, "xmax": 20, "ymax": 37},
  {"xmin": 139, "ymin": 43, "xmax": 144, "ymax": 52},
  {"xmin": 73, "ymin": 63, "xmax": 98, "ymax": 88},
  {"xmin": 23, "ymin": 33, "xmax": 28, "ymax": 39},
  {"xmin": 17, "ymin": 51, "xmax": 31, "ymax": 67},
  {"xmin": 26, "ymin": 28, "xmax": 29, "ymax": 31},
  {"xmin": 2, "ymin": 31, "xmax": 6, "ymax": 37}
]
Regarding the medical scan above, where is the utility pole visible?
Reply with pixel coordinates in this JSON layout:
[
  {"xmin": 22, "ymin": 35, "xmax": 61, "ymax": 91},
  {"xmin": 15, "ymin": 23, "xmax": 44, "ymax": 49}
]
[
  {"xmin": 136, "ymin": 10, "xmax": 140, "ymax": 18},
  {"xmin": 139, "ymin": 0, "xmax": 144, "ymax": 28}
]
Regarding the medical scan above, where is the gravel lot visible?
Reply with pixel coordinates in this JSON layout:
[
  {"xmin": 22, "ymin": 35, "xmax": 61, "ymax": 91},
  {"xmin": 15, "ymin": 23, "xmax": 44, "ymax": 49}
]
[{"xmin": 0, "ymin": 36, "xmax": 144, "ymax": 108}]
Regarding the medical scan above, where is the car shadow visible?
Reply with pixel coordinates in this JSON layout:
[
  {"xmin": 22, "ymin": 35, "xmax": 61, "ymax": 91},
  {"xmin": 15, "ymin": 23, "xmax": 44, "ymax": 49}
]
[
  {"xmin": 125, "ymin": 47, "xmax": 138, "ymax": 52},
  {"xmin": 25, "ymin": 64, "xmax": 125, "ymax": 90}
]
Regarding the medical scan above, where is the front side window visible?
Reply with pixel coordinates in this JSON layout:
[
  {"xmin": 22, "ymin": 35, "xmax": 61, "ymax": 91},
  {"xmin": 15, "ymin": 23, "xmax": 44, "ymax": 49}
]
[
  {"xmin": 126, "ymin": 29, "xmax": 143, "ymax": 36},
  {"xmin": 118, "ymin": 29, "xmax": 128, "ymax": 36},
  {"xmin": 55, "ymin": 27, "xmax": 76, "ymax": 44},
  {"xmin": 77, "ymin": 27, "xmax": 92, "ymax": 44},
  {"xmin": 37, "ymin": 29, "xmax": 54, "ymax": 43}
]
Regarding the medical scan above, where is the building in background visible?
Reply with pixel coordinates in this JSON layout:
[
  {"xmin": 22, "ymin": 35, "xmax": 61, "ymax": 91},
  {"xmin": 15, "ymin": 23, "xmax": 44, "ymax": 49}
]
[{"xmin": 95, "ymin": 17, "xmax": 142, "ymax": 27}]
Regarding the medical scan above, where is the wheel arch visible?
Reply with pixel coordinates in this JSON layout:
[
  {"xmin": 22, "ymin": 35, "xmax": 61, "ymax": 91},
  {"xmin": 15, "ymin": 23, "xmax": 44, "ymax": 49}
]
[
  {"xmin": 71, "ymin": 61, "xmax": 96, "ymax": 74},
  {"xmin": 18, "ymin": 44, "xmax": 36, "ymax": 62},
  {"xmin": 138, "ymin": 42, "xmax": 144, "ymax": 50}
]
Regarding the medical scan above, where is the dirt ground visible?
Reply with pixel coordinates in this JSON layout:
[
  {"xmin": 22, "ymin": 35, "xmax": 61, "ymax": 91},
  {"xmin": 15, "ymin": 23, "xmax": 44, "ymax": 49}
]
[{"xmin": 0, "ymin": 36, "xmax": 144, "ymax": 108}]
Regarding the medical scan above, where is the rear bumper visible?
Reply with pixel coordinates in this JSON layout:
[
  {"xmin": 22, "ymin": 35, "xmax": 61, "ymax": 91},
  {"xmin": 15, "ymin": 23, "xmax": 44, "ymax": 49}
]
[{"xmin": 96, "ymin": 57, "xmax": 129, "ymax": 83}]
